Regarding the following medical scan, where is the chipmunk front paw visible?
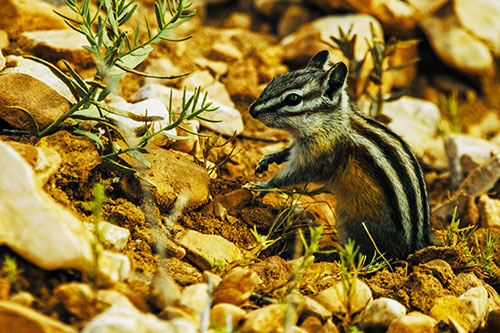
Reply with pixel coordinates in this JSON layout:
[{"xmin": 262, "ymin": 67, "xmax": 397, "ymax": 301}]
[{"xmin": 255, "ymin": 154, "xmax": 274, "ymax": 175}]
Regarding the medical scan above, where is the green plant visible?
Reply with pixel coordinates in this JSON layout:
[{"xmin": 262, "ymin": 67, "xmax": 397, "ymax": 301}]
[
  {"xmin": 20, "ymin": 0, "xmax": 217, "ymax": 174},
  {"xmin": 471, "ymin": 230, "xmax": 500, "ymax": 282},
  {"xmin": 440, "ymin": 91, "xmax": 462, "ymax": 133},
  {"xmin": 2, "ymin": 256, "xmax": 23, "ymax": 293},
  {"xmin": 442, "ymin": 206, "xmax": 476, "ymax": 247},
  {"xmin": 326, "ymin": 23, "xmax": 419, "ymax": 117}
]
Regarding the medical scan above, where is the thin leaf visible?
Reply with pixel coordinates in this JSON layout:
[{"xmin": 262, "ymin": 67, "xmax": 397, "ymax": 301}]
[{"xmin": 113, "ymin": 62, "xmax": 189, "ymax": 79}]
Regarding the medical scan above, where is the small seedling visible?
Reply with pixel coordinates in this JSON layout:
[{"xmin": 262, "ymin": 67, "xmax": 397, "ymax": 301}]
[{"xmin": 2, "ymin": 256, "xmax": 23, "ymax": 293}]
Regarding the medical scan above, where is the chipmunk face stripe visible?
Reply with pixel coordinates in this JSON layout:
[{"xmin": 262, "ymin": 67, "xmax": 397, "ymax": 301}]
[
  {"xmin": 361, "ymin": 115, "xmax": 429, "ymax": 247},
  {"xmin": 351, "ymin": 117, "xmax": 418, "ymax": 249}
]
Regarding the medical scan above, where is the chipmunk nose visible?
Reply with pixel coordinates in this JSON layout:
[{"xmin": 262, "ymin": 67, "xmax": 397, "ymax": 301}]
[{"xmin": 249, "ymin": 103, "xmax": 258, "ymax": 118}]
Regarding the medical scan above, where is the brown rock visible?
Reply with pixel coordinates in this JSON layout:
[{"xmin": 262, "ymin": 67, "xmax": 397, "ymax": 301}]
[
  {"xmin": 429, "ymin": 295, "xmax": 470, "ymax": 331},
  {"xmin": 0, "ymin": 300, "xmax": 76, "ymax": 333},
  {"xmin": 277, "ymin": 4, "xmax": 314, "ymax": 37},
  {"xmin": 0, "ymin": 0, "xmax": 66, "ymax": 37},
  {"xmin": 54, "ymin": 283, "xmax": 97, "ymax": 319},
  {"xmin": 18, "ymin": 30, "xmax": 94, "ymax": 69},
  {"xmin": 0, "ymin": 73, "xmax": 70, "ymax": 131},
  {"xmin": 213, "ymin": 189, "xmax": 252, "ymax": 216},
  {"xmin": 222, "ymin": 60, "xmax": 260, "ymax": 103},
  {"xmin": 145, "ymin": 147, "xmax": 210, "ymax": 211},
  {"xmin": 161, "ymin": 257, "xmax": 202, "ymax": 286},
  {"xmin": 213, "ymin": 267, "xmax": 262, "ymax": 305}
]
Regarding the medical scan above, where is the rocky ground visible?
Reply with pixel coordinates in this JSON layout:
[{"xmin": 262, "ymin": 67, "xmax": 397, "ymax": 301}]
[{"xmin": 0, "ymin": 0, "xmax": 500, "ymax": 332}]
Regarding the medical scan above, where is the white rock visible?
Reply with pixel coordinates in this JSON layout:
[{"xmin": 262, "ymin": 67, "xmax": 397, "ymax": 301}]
[
  {"xmin": 455, "ymin": 0, "xmax": 500, "ymax": 56},
  {"xmin": 358, "ymin": 297, "xmax": 407, "ymax": 331},
  {"xmin": 316, "ymin": 279, "xmax": 373, "ymax": 315},
  {"xmin": 241, "ymin": 304, "xmax": 297, "ymax": 333},
  {"xmin": 445, "ymin": 133, "xmax": 500, "ymax": 188},
  {"xmin": 460, "ymin": 286, "xmax": 489, "ymax": 331},
  {"xmin": 96, "ymin": 221, "xmax": 130, "ymax": 251},
  {"xmin": 143, "ymin": 57, "xmax": 182, "ymax": 86},
  {"xmin": 419, "ymin": 13, "xmax": 493, "ymax": 76},
  {"xmin": 387, "ymin": 311, "xmax": 437, "ymax": 332},
  {"xmin": 182, "ymin": 70, "xmax": 215, "ymax": 90},
  {"xmin": 406, "ymin": 0, "xmax": 448, "ymax": 18},
  {"xmin": 210, "ymin": 303, "xmax": 246, "ymax": 330},
  {"xmin": 108, "ymin": 98, "xmax": 176, "ymax": 136},
  {"xmin": 478, "ymin": 195, "xmax": 500, "ymax": 228},
  {"xmin": 175, "ymin": 229, "xmax": 242, "ymax": 270},
  {"xmin": 82, "ymin": 297, "xmax": 195, "ymax": 333},
  {"xmin": 2, "ymin": 55, "xmax": 76, "ymax": 102},
  {"xmin": 132, "ymin": 83, "xmax": 244, "ymax": 136},
  {"xmin": 96, "ymin": 251, "xmax": 130, "ymax": 287},
  {"xmin": 0, "ymin": 50, "xmax": 5, "ymax": 72},
  {"xmin": 0, "ymin": 140, "xmax": 94, "ymax": 271},
  {"xmin": 211, "ymin": 41, "xmax": 243, "ymax": 61},
  {"xmin": 180, "ymin": 283, "xmax": 209, "ymax": 314},
  {"xmin": 383, "ymin": 96, "xmax": 440, "ymax": 143},
  {"xmin": 18, "ymin": 30, "xmax": 94, "ymax": 68}
]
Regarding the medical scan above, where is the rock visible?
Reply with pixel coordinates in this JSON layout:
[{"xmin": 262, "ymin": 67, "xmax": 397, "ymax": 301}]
[
  {"xmin": 469, "ymin": 112, "xmax": 500, "ymax": 139},
  {"xmin": 18, "ymin": 30, "xmax": 94, "ymax": 68},
  {"xmin": 387, "ymin": 311, "xmax": 437, "ymax": 332},
  {"xmin": 181, "ymin": 70, "xmax": 215, "ymax": 91},
  {"xmin": 171, "ymin": 119, "xmax": 199, "ymax": 154},
  {"xmin": 406, "ymin": 0, "xmax": 448, "ymax": 18},
  {"xmin": 419, "ymin": 9, "xmax": 494, "ymax": 76},
  {"xmin": 108, "ymin": 98, "xmax": 177, "ymax": 144},
  {"xmin": 142, "ymin": 147, "xmax": 210, "ymax": 211},
  {"xmin": 222, "ymin": 59, "xmax": 260, "ymax": 102},
  {"xmin": 3, "ymin": 55, "xmax": 75, "ymax": 102},
  {"xmin": 96, "ymin": 251, "xmax": 130, "ymax": 287},
  {"xmin": 444, "ymin": 134, "xmax": 500, "ymax": 188},
  {"xmin": 95, "ymin": 221, "xmax": 130, "ymax": 251},
  {"xmin": 240, "ymin": 304, "xmax": 298, "ymax": 333},
  {"xmin": 143, "ymin": 57, "xmax": 182, "ymax": 86},
  {"xmin": 9, "ymin": 292, "xmax": 35, "ymax": 307},
  {"xmin": 254, "ymin": 0, "xmax": 294, "ymax": 16},
  {"xmin": 287, "ymin": 293, "xmax": 332, "ymax": 321},
  {"xmin": 54, "ymin": 282, "xmax": 96, "ymax": 319},
  {"xmin": 454, "ymin": 0, "xmax": 500, "ymax": 56},
  {"xmin": 0, "ymin": 0, "xmax": 67, "ymax": 37},
  {"xmin": 7, "ymin": 141, "xmax": 61, "ymax": 185},
  {"xmin": 0, "ymin": 50, "xmax": 5, "ymax": 72},
  {"xmin": 82, "ymin": 296, "xmax": 195, "ymax": 333},
  {"xmin": 161, "ymin": 257, "xmax": 202, "ymax": 286},
  {"xmin": 278, "ymin": 4, "xmax": 314, "ymax": 37},
  {"xmin": 210, "ymin": 303, "xmax": 246, "ymax": 330},
  {"xmin": 202, "ymin": 271, "xmax": 222, "ymax": 287},
  {"xmin": 460, "ymin": 286, "xmax": 489, "ymax": 331},
  {"xmin": 180, "ymin": 283, "xmax": 209, "ymax": 314},
  {"xmin": 213, "ymin": 189, "xmax": 253, "ymax": 219},
  {"xmin": 0, "ymin": 300, "xmax": 76, "ymax": 333},
  {"xmin": 213, "ymin": 267, "xmax": 262, "ymax": 305},
  {"xmin": 346, "ymin": 0, "xmax": 416, "ymax": 33},
  {"xmin": 358, "ymin": 298, "xmax": 407, "ymax": 331},
  {"xmin": 0, "ymin": 73, "xmax": 70, "ymax": 131},
  {"xmin": 175, "ymin": 229, "xmax": 241, "ymax": 270},
  {"xmin": 316, "ymin": 279, "xmax": 373, "ymax": 315},
  {"xmin": 429, "ymin": 295, "xmax": 470, "ymax": 331},
  {"xmin": 486, "ymin": 309, "xmax": 500, "ymax": 333},
  {"xmin": 132, "ymin": 83, "xmax": 244, "ymax": 136},
  {"xmin": 194, "ymin": 57, "xmax": 229, "ymax": 78},
  {"xmin": 382, "ymin": 97, "xmax": 441, "ymax": 152},
  {"xmin": 211, "ymin": 41, "xmax": 243, "ymax": 61},
  {"xmin": 224, "ymin": 12, "xmax": 252, "ymax": 30},
  {"xmin": 0, "ymin": 140, "xmax": 95, "ymax": 271},
  {"xmin": 149, "ymin": 270, "xmax": 182, "ymax": 310},
  {"xmin": 478, "ymin": 195, "xmax": 500, "ymax": 228},
  {"xmin": 300, "ymin": 316, "xmax": 324, "ymax": 332}
]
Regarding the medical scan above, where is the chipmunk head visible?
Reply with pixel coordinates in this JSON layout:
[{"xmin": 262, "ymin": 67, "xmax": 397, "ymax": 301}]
[{"xmin": 249, "ymin": 50, "xmax": 349, "ymax": 137}]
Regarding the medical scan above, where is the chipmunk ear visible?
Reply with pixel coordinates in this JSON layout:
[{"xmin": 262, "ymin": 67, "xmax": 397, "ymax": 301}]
[
  {"xmin": 307, "ymin": 50, "xmax": 330, "ymax": 69},
  {"xmin": 324, "ymin": 62, "xmax": 348, "ymax": 100}
]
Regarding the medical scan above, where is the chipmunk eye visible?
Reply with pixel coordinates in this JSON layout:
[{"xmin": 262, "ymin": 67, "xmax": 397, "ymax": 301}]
[{"xmin": 283, "ymin": 93, "xmax": 302, "ymax": 106}]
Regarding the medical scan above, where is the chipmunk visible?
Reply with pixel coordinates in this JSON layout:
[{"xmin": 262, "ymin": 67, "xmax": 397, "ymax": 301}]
[{"xmin": 249, "ymin": 50, "xmax": 435, "ymax": 259}]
